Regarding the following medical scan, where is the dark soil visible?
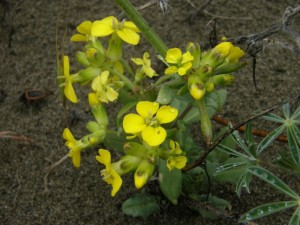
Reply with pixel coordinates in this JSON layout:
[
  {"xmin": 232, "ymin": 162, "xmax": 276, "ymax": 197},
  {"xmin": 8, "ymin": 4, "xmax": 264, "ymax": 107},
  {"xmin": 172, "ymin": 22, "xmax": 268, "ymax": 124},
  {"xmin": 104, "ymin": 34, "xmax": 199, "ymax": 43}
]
[{"xmin": 0, "ymin": 0, "xmax": 299, "ymax": 225}]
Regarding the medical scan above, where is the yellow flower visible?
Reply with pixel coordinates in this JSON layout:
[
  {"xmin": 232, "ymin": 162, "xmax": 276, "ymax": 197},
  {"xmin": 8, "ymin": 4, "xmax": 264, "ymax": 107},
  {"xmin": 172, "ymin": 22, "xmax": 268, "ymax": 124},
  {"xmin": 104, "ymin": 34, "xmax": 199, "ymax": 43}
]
[
  {"xmin": 96, "ymin": 149, "xmax": 122, "ymax": 197},
  {"xmin": 131, "ymin": 52, "xmax": 158, "ymax": 78},
  {"xmin": 189, "ymin": 83, "xmax": 205, "ymax": 100},
  {"xmin": 123, "ymin": 101, "xmax": 178, "ymax": 146},
  {"xmin": 62, "ymin": 56, "xmax": 78, "ymax": 103},
  {"xmin": 70, "ymin": 21, "xmax": 93, "ymax": 42},
  {"xmin": 63, "ymin": 128, "xmax": 84, "ymax": 168},
  {"xmin": 167, "ymin": 140, "xmax": 187, "ymax": 171},
  {"xmin": 91, "ymin": 16, "xmax": 140, "ymax": 45},
  {"xmin": 89, "ymin": 71, "xmax": 122, "ymax": 105},
  {"xmin": 165, "ymin": 48, "xmax": 194, "ymax": 76}
]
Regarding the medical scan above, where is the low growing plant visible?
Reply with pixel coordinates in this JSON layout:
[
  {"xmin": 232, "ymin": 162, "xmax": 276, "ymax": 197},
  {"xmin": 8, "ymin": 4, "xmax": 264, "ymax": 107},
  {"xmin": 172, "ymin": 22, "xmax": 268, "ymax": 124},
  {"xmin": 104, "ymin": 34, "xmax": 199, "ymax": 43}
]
[{"xmin": 56, "ymin": 0, "xmax": 300, "ymax": 223}]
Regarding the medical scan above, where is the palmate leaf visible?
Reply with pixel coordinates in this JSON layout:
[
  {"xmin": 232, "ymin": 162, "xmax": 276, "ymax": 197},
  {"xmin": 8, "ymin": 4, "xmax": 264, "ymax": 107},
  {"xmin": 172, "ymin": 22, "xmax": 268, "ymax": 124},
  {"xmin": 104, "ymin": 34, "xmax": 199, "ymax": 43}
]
[
  {"xmin": 122, "ymin": 193, "xmax": 160, "ymax": 218},
  {"xmin": 282, "ymin": 103, "xmax": 291, "ymax": 119},
  {"xmin": 248, "ymin": 166, "xmax": 298, "ymax": 199},
  {"xmin": 291, "ymin": 105, "xmax": 300, "ymax": 120},
  {"xmin": 256, "ymin": 124, "xmax": 286, "ymax": 155},
  {"xmin": 239, "ymin": 201, "xmax": 298, "ymax": 223},
  {"xmin": 262, "ymin": 113, "xmax": 286, "ymax": 123},
  {"xmin": 216, "ymin": 144, "xmax": 254, "ymax": 160},
  {"xmin": 287, "ymin": 125, "xmax": 300, "ymax": 165},
  {"xmin": 289, "ymin": 206, "xmax": 300, "ymax": 225}
]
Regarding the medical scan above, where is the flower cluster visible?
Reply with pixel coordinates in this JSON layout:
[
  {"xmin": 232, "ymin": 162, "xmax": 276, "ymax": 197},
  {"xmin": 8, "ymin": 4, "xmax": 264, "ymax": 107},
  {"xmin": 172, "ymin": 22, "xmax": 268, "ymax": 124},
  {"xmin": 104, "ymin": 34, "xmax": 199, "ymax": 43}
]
[{"xmin": 164, "ymin": 42, "xmax": 245, "ymax": 100}]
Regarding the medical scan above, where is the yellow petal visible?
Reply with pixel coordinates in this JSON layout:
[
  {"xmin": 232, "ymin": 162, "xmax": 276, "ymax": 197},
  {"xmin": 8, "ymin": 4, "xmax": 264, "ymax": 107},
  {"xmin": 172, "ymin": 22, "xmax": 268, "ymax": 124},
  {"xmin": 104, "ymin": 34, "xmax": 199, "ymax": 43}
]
[
  {"xmin": 71, "ymin": 150, "xmax": 81, "ymax": 168},
  {"xmin": 63, "ymin": 128, "xmax": 75, "ymax": 142},
  {"xmin": 106, "ymin": 86, "xmax": 119, "ymax": 102},
  {"xmin": 226, "ymin": 46, "xmax": 245, "ymax": 62},
  {"xmin": 189, "ymin": 83, "xmax": 205, "ymax": 100},
  {"xmin": 142, "ymin": 126, "xmax": 166, "ymax": 146},
  {"xmin": 123, "ymin": 114, "xmax": 146, "ymax": 133},
  {"xmin": 96, "ymin": 149, "xmax": 111, "ymax": 167},
  {"xmin": 123, "ymin": 21, "xmax": 140, "ymax": 32},
  {"xmin": 91, "ymin": 75, "xmax": 102, "ymax": 91},
  {"xmin": 156, "ymin": 106, "xmax": 178, "ymax": 124},
  {"xmin": 64, "ymin": 82, "xmax": 78, "ymax": 103},
  {"xmin": 165, "ymin": 48, "xmax": 182, "ymax": 64},
  {"xmin": 134, "ymin": 160, "xmax": 155, "ymax": 189},
  {"xmin": 88, "ymin": 93, "xmax": 99, "ymax": 106},
  {"xmin": 177, "ymin": 67, "xmax": 187, "ymax": 76},
  {"xmin": 110, "ymin": 169, "xmax": 122, "ymax": 197},
  {"xmin": 213, "ymin": 42, "xmax": 233, "ymax": 57},
  {"xmin": 136, "ymin": 101, "xmax": 159, "ymax": 118},
  {"xmin": 100, "ymin": 71, "xmax": 109, "ymax": 85},
  {"xmin": 91, "ymin": 17, "xmax": 115, "ymax": 37},
  {"xmin": 70, "ymin": 34, "xmax": 88, "ymax": 42},
  {"xmin": 63, "ymin": 55, "xmax": 70, "ymax": 78},
  {"xmin": 181, "ymin": 51, "xmax": 194, "ymax": 64},
  {"xmin": 77, "ymin": 21, "xmax": 92, "ymax": 35},
  {"xmin": 117, "ymin": 28, "xmax": 140, "ymax": 45},
  {"xmin": 131, "ymin": 57, "xmax": 144, "ymax": 65},
  {"xmin": 165, "ymin": 66, "xmax": 178, "ymax": 75}
]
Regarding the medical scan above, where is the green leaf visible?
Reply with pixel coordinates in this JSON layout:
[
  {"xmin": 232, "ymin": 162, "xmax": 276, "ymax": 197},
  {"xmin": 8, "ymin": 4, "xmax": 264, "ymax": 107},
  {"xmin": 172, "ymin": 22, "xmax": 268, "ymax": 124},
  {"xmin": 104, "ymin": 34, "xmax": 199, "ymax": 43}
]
[
  {"xmin": 239, "ymin": 201, "xmax": 298, "ymax": 223},
  {"xmin": 287, "ymin": 125, "xmax": 300, "ymax": 165},
  {"xmin": 205, "ymin": 89, "xmax": 227, "ymax": 116},
  {"xmin": 156, "ymin": 85, "xmax": 176, "ymax": 104},
  {"xmin": 291, "ymin": 106, "xmax": 300, "ymax": 120},
  {"xmin": 231, "ymin": 130, "xmax": 256, "ymax": 158},
  {"xmin": 289, "ymin": 206, "xmax": 300, "ymax": 225},
  {"xmin": 159, "ymin": 160, "xmax": 182, "ymax": 205},
  {"xmin": 257, "ymin": 125, "xmax": 286, "ymax": 155},
  {"xmin": 122, "ymin": 193, "xmax": 160, "ymax": 218},
  {"xmin": 216, "ymin": 144, "xmax": 253, "ymax": 160},
  {"xmin": 236, "ymin": 172, "xmax": 251, "ymax": 197},
  {"xmin": 245, "ymin": 121, "xmax": 254, "ymax": 145},
  {"xmin": 248, "ymin": 166, "xmax": 299, "ymax": 199},
  {"xmin": 262, "ymin": 113, "xmax": 286, "ymax": 123},
  {"xmin": 103, "ymin": 131, "xmax": 126, "ymax": 153},
  {"xmin": 213, "ymin": 157, "xmax": 250, "ymax": 183}
]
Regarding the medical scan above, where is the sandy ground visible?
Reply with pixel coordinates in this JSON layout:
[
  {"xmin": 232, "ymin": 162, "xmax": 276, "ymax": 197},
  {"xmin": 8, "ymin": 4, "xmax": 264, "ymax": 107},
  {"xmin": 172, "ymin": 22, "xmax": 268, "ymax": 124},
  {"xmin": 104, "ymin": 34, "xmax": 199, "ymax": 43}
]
[{"xmin": 0, "ymin": 0, "xmax": 300, "ymax": 224}]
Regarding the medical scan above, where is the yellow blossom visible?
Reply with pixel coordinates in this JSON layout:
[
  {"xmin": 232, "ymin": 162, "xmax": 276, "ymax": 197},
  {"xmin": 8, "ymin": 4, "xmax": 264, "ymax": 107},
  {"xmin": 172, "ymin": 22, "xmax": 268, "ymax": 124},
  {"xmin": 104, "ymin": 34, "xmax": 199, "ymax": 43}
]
[
  {"xmin": 165, "ymin": 48, "xmax": 194, "ymax": 76},
  {"xmin": 226, "ymin": 46, "xmax": 245, "ymax": 63},
  {"xmin": 89, "ymin": 70, "xmax": 122, "ymax": 105},
  {"xmin": 70, "ymin": 21, "xmax": 93, "ymax": 42},
  {"xmin": 91, "ymin": 16, "xmax": 140, "ymax": 45},
  {"xmin": 123, "ymin": 101, "xmax": 178, "ymax": 146},
  {"xmin": 63, "ymin": 128, "xmax": 84, "ymax": 168},
  {"xmin": 131, "ymin": 52, "xmax": 158, "ymax": 78},
  {"xmin": 134, "ymin": 159, "xmax": 155, "ymax": 189},
  {"xmin": 96, "ymin": 149, "xmax": 122, "ymax": 197},
  {"xmin": 167, "ymin": 140, "xmax": 187, "ymax": 171},
  {"xmin": 61, "ymin": 56, "xmax": 78, "ymax": 103}
]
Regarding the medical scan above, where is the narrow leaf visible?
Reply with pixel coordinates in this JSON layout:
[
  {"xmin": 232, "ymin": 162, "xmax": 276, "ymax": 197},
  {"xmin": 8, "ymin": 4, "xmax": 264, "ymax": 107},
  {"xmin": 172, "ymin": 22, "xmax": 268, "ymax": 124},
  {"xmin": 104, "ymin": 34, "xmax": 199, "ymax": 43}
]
[
  {"xmin": 236, "ymin": 172, "xmax": 251, "ymax": 197},
  {"xmin": 122, "ymin": 193, "xmax": 159, "ymax": 218},
  {"xmin": 245, "ymin": 121, "xmax": 254, "ymax": 146},
  {"xmin": 289, "ymin": 206, "xmax": 300, "ymax": 225},
  {"xmin": 216, "ymin": 144, "xmax": 254, "ymax": 160},
  {"xmin": 291, "ymin": 106, "xmax": 300, "ymax": 120},
  {"xmin": 156, "ymin": 85, "xmax": 176, "ymax": 104},
  {"xmin": 257, "ymin": 125, "xmax": 286, "ymax": 155},
  {"xmin": 262, "ymin": 113, "xmax": 286, "ymax": 123},
  {"xmin": 248, "ymin": 166, "xmax": 298, "ymax": 199},
  {"xmin": 287, "ymin": 126, "xmax": 300, "ymax": 165},
  {"xmin": 239, "ymin": 201, "xmax": 298, "ymax": 223},
  {"xmin": 282, "ymin": 103, "xmax": 291, "ymax": 119}
]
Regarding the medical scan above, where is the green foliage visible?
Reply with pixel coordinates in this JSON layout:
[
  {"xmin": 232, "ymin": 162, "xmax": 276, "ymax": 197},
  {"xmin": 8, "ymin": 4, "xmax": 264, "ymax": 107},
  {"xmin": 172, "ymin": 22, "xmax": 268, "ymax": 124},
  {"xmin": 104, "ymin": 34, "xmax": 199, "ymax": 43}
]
[{"xmin": 122, "ymin": 193, "xmax": 160, "ymax": 218}]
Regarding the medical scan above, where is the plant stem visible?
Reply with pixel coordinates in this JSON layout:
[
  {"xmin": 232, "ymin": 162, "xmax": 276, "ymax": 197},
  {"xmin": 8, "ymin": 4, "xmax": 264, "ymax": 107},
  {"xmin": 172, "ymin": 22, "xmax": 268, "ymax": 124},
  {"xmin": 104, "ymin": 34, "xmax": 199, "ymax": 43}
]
[
  {"xmin": 114, "ymin": 0, "xmax": 168, "ymax": 56},
  {"xmin": 196, "ymin": 98, "xmax": 213, "ymax": 146}
]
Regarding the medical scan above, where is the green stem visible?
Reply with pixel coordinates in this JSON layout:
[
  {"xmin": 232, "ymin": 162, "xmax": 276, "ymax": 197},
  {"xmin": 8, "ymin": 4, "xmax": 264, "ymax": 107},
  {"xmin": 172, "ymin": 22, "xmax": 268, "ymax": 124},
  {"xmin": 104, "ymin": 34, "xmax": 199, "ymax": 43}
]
[
  {"xmin": 109, "ymin": 68, "xmax": 136, "ymax": 91},
  {"xmin": 114, "ymin": 0, "xmax": 168, "ymax": 56},
  {"xmin": 196, "ymin": 98, "xmax": 213, "ymax": 146}
]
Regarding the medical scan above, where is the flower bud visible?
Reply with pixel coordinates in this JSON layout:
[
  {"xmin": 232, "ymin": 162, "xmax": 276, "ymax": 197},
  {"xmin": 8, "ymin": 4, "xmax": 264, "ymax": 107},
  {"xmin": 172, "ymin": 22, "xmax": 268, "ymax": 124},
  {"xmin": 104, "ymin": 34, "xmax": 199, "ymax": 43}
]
[
  {"xmin": 134, "ymin": 159, "xmax": 155, "ymax": 189},
  {"xmin": 214, "ymin": 61, "xmax": 247, "ymax": 75},
  {"xmin": 186, "ymin": 42, "xmax": 201, "ymax": 68},
  {"xmin": 212, "ymin": 74, "xmax": 235, "ymax": 86},
  {"xmin": 123, "ymin": 142, "xmax": 147, "ymax": 158},
  {"xmin": 79, "ymin": 67, "xmax": 101, "ymax": 84},
  {"xmin": 91, "ymin": 104, "xmax": 108, "ymax": 128},
  {"xmin": 76, "ymin": 51, "xmax": 90, "ymax": 67},
  {"xmin": 205, "ymin": 80, "xmax": 215, "ymax": 93}
]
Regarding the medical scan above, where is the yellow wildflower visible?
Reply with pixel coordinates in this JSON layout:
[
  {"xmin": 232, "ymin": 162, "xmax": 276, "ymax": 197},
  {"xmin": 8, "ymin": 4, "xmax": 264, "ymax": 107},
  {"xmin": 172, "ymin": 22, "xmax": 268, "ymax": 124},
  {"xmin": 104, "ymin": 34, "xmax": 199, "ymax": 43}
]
[
  {"xmin": 131, "ymin": 52, "xmax": 158, "ymax": 78},
  {"xmin": 62, "ymin": 56, "xmax": 78, "ymax": 103},
  {"xmin": 88, "ymin": 71, "xmax": 123, "ymax": 105},
  {"xmin": 96, "ymin": 149, "xmax": 122, "ymax": 197},
  {"xmin": 63, "ymin": 128, "xmax": 84, "ymax": 168},
  {"xmin": 123, "ymin": 101, "xmax": 178, "ymax": 146},
  {"xmin": 91, "ymin": 16, "xmax": 140, "ymax": 45},
  {"xmin": 165, "ymin": 48, "xmax": 194, "ymax": 76}
]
